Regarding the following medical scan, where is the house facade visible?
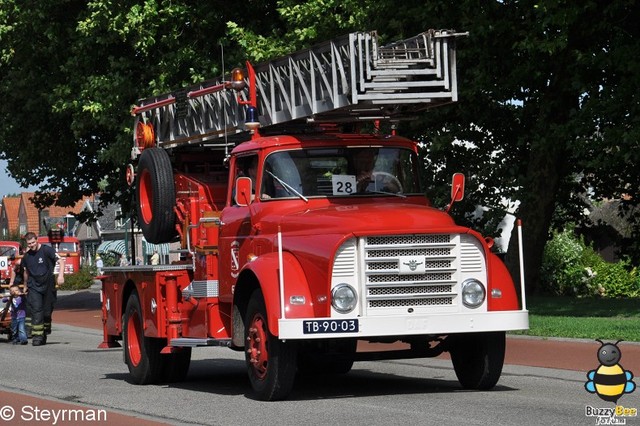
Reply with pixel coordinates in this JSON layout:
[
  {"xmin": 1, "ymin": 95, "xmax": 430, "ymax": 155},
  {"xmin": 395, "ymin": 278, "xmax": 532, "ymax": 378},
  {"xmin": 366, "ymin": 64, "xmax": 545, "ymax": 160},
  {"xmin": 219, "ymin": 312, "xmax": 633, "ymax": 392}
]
[
  {"xmin": 0, "ymin": 196, "xmax": 21, "ymax": 238},
  {"xmin": 1, "ymin": 192, "xmax": 176, "ymax": 267}
]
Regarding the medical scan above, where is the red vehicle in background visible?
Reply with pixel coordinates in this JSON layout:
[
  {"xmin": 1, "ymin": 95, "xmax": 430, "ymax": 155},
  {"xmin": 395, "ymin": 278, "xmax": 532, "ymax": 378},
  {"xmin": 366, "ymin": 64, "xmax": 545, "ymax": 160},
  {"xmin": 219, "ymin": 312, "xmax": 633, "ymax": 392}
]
[
  {"xmin": 0, "ymin": 241, "xmax": 20, "ymax": 286},
  {"xmin": 0, "ymin": 241, "xmax": 20, "ymax": 339},
  {"xmin": 38, "ymin": 229, "xmax": 81, "ymax": 274}
]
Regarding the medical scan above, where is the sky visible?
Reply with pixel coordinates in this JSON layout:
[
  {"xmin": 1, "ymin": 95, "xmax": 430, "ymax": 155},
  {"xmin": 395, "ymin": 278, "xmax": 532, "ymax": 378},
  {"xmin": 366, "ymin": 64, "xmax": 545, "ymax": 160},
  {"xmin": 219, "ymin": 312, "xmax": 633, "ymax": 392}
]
[{"xmin": 0, "ymin": 159, "xmax": 38, "ymax": 198}]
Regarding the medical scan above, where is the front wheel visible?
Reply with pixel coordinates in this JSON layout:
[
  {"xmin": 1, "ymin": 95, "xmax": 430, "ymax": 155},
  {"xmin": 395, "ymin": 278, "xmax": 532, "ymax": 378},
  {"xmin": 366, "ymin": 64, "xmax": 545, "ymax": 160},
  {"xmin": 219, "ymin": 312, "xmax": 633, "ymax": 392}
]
[
  {"xmin": 244, "ymin": 290, "xmax": 297, "ymax": 401},
  {"xmin": 124, "ymin": 293, "xmax": 164, "ymax": 384},
  {"xmin": 449, "ymin": 331, "xmax": 505, "ymax": 390}
]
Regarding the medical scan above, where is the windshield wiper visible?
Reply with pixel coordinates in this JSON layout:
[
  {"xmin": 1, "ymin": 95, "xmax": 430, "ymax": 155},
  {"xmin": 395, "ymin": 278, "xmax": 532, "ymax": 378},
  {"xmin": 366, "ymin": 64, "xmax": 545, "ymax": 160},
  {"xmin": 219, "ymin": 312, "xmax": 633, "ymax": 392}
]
[
  {"xmin": 366, "ymin": 190, "xmax": 407, "ymax": 198},
  {"xmin": 266, "ymin": 171, "xmax": 309, "ymax": 203}
]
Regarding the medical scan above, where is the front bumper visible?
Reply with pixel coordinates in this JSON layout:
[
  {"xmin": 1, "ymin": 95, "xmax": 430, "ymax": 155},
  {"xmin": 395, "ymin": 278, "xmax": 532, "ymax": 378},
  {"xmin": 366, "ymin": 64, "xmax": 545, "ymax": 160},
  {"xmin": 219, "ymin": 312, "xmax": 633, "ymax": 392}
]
[{"xmin": 278, "ymin": 309, "xmax": 529, "ymax": 339}]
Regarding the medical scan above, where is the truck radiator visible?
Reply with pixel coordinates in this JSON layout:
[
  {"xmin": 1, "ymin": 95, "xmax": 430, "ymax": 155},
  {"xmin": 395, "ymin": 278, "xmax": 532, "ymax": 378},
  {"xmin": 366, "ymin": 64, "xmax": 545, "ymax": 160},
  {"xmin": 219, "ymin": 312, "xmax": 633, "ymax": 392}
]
[{"xmin": 332, "ymin": 234, "xmax": 486, "ymax": 316}]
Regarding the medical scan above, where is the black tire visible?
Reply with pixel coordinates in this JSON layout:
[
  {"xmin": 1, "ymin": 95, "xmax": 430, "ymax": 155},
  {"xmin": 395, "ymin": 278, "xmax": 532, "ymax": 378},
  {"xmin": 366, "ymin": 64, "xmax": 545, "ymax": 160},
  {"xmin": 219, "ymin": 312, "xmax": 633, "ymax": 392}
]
[
  {"xmin": 162, "ymin": 348, "xmax": 192, "ymax": 383},
  {"xmin": 244, "ymin": 290, "xmax": 297, "ymax": 401},
  {"xmin": 136, "ymin": 147, "xmax": 176, "ymax": 243},
  {"xmin": 298, "ymin": 339, "xmax": 357, "ymax": 375},
  {"xmin": 449, "ymin": 331, "xmax": 506, "ymax": 390},
  {"xmin": 123, "ymin": 293, "xmax": 164, "ymax": 384}
]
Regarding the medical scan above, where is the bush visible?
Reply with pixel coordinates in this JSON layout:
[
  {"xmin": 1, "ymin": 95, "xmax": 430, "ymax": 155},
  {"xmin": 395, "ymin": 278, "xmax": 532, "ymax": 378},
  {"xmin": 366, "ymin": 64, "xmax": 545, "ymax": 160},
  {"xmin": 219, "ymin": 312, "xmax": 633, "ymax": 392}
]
[
  {"xmin": 58, "ymin": 266, "xmax": 96, "ymax": 291},
  {"xmin": 540, "ymin": 227, "xmax": 640, "ymax": 298},
  {"xmin": 591, "ymin": 261, "xmax": 640, "ymax": 298},
  {"xmin": 101, "ymin": 252, "xmax": 118, "ymax": 267},
  {"xmin": 540, "ymin": 228, "xmax": 598, "ymax": 296}
]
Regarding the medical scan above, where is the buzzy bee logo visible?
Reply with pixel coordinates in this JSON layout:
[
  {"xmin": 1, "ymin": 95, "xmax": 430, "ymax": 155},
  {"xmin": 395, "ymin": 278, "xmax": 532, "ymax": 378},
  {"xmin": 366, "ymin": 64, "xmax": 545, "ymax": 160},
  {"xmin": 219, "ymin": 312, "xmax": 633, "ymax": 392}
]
[{"xmin": 584, "ymin": 340, "xmax": 637, "ymax": 425}]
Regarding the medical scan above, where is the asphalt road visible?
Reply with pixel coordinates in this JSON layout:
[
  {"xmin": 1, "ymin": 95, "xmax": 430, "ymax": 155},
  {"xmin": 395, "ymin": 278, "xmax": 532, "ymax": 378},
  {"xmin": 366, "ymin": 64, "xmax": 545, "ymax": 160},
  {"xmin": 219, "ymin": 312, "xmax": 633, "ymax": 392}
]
[{"xmin": 0, "ymin": 290, "xmax": 636, "ymax": 426}]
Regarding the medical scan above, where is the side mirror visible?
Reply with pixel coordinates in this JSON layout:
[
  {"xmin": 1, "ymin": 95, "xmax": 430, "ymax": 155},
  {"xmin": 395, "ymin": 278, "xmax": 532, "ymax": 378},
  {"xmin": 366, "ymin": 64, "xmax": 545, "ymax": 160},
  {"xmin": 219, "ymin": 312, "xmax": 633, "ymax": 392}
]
[
  {"xmin": 235, "ymin": 176, "xmax": 253, "ymax": 206},
  {"xmin": 451, "ymin": 173, "xmax": 465, "ymax": 202},
  {"xmin": 446, "ymin": 173, "xmax": 465, "ymax": 213}
]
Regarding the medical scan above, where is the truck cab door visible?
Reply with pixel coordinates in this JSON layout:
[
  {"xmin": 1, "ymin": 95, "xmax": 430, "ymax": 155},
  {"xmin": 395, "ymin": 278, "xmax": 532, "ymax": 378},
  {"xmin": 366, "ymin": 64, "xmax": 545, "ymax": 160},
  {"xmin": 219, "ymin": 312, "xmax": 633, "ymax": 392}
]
[{"xmin": 219, "ymin": 154, "xmax": 259, "ymax": 295}]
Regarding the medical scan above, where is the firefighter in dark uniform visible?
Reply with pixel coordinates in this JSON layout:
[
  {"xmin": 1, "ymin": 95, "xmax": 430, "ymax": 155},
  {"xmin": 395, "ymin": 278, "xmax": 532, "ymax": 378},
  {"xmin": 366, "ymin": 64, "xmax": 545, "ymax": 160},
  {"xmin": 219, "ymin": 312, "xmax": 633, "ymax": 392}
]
[{"xmin": 21, "ymin": 232, "xmax": 65, "ymax": 346}]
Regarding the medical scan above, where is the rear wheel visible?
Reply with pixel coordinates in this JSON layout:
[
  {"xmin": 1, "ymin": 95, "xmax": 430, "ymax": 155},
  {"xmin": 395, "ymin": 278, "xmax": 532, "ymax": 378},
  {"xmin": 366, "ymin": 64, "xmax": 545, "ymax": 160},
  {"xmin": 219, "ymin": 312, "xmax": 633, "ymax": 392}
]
[
  {"xmin": 124, "ymin": 293, "xmax": 164, "ymax": 384},
  {"xmin": 245, "ymin": 290, "xmax": 297, "ymax": 401},
  {"xmin": 136, "ymin": 147, "xmax": 176, "ymax": 243},
  {"xmin": 449, "ymin": 331, "xmax": 505, "ymax": 390}
]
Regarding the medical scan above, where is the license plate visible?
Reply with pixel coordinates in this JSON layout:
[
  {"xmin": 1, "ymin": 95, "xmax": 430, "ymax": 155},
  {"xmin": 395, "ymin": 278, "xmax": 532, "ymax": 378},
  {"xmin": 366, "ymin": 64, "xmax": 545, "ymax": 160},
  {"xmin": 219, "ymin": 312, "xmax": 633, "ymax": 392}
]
[{"xmin": 303, "ymin": 319, "xmax": 359, "ymax": 334}]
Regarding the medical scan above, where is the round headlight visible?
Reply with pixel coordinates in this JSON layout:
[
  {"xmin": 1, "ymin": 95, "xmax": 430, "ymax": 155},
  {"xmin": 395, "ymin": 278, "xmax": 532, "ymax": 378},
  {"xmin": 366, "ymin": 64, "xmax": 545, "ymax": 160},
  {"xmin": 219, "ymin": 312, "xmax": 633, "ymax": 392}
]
[
  {"xmin": 461, "ymin": 279, "xmax": 486, "ymax": 309},
  {"xmin": 331, "ymin": 284, "xmax": 357, "ymax": 313}
]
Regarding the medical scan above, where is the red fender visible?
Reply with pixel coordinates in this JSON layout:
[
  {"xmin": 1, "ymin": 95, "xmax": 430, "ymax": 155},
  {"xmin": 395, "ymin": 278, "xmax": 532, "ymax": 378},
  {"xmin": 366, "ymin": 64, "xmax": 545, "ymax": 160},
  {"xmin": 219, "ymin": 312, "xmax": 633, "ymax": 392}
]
[
  {"xmin": 487, "ymin": 253, "xmax": 520, "ymax": 311},
  {"xmin": 243, "ymin": 251, "xmax": 313, "ymax": 336}
]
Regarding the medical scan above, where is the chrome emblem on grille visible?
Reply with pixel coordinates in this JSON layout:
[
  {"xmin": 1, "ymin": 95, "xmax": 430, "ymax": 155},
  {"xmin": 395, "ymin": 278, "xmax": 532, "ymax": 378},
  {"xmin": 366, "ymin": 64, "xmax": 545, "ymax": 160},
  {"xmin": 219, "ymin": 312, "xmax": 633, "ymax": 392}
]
[
  {"xmin": 403, "ymin": 260, "xmax": 423, "ymax": 271},
  {"xmin": 398, "ymin": 256, "xmax": 426, "ymax": 274}
]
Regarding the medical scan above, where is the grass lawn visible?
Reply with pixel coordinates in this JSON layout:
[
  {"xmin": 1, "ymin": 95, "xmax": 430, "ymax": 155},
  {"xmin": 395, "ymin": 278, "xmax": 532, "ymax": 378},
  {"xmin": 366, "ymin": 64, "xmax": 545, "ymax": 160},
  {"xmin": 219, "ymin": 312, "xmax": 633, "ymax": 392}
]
[{"xmin": 510, "ymin": 296, "xmax": 640, "ymax": 342}]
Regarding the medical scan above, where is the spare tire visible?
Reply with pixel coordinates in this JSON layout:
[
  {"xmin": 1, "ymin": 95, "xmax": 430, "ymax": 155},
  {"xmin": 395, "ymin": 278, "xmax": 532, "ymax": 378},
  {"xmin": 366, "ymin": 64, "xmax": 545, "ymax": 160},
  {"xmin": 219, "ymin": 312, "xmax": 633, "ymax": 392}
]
[{"xmin": 136, "ymin": 147, "xmax": 176, "ymax": 243}]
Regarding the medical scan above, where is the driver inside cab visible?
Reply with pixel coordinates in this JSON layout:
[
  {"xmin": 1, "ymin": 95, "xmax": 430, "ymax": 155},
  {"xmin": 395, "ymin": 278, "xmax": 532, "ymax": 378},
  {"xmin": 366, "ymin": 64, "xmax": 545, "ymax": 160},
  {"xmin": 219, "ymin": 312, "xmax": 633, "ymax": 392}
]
[{"xmin": 352, "ymin": 148, "xmax": 401, "ymax": 193}]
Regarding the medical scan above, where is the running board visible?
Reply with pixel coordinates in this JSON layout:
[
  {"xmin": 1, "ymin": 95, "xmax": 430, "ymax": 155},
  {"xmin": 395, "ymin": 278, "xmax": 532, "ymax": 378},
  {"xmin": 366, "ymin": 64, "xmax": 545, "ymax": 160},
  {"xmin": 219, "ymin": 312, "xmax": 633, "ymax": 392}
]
[{"xmin": 169, "ymin": 337, "xmax": 232, "ymax": 347}]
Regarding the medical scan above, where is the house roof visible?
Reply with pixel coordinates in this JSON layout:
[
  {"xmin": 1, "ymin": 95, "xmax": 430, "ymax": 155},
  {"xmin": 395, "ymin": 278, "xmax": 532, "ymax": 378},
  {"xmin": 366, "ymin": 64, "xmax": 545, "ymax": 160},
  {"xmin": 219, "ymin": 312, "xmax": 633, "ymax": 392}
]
[
  {"xmin": 20, "ymin": 192, "xmax": 40, "ymax": 234},
  {"xmin": 46, "ymin": 197, "xmax": 86, "ymax": 218},
  {"xmin": 1, "ymin": 196, "xmax": 20, "ymax": 232}
]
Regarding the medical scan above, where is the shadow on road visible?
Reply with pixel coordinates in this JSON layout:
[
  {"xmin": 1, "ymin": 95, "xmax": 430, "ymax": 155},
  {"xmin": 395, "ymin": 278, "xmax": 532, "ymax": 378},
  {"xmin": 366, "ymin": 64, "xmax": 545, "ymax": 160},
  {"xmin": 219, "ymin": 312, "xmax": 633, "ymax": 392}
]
[
  {"xmin": 56, "ymin": 290, "xmax": 101, "ymax": 312},
  {"xmin": 101, "ymin": 356, "xmax": 518, "ymax": 401}
]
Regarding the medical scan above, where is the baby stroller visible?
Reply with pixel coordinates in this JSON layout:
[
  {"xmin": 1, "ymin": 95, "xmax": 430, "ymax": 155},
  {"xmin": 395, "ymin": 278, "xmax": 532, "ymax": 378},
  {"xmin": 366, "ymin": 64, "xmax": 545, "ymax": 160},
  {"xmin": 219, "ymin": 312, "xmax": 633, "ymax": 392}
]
[{"xmin": 0, "ymin": 290, "xmax": 12, "ymax": 341}]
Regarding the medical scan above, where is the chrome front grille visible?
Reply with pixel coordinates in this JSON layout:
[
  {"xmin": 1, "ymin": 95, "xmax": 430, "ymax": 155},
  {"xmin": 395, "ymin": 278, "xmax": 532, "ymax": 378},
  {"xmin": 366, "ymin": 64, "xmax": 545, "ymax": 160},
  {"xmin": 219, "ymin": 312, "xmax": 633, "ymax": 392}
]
[
  {"xmin": 368, "ymin": 284, "xmax": 453, "ymax": 296},
  {"xmin": 362, "ymin": 233, "xmax": 484, "ymax": 315},
  {"xmin": 367, "ymin": 235, "xmax": 451, "ymax": 245},
  {"xmin": 330, "ymin": 233, "xmax": 486, "ymax": 316},
  {"xmin": 368, "ymin": 273, "xmax": 453, "ymax": 283},
  {"xmin": 369, "ymin": 297, "xmax": 454, "ymax": 308}
]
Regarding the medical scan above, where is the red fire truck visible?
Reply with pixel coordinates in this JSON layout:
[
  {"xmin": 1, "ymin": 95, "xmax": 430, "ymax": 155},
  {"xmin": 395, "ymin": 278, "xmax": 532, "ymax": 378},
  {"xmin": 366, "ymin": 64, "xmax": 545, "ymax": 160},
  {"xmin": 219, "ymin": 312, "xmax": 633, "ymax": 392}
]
[
  {"xmin": 38, "ymin": 229, "xmax": 81, "ymax": 274},
  {"xmin": 98, "ymin": 29, "xmax": 528, "ymax": 400},
  {"xmin": 0, "ymin": 241, "xmax": 20, "ymax": 286}
]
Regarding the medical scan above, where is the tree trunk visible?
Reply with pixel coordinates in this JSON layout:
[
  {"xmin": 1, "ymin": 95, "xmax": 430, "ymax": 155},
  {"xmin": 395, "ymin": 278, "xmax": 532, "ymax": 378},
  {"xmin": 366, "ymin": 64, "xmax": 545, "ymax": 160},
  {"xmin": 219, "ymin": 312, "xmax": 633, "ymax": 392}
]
[
  {"xmin": 506, "ymin": 144, "xmax": 561, "ymax": 295},
  {"xmin": 505, "ymin": 128, "xmax": 568, "ymax": 296},
  {"xmin": 504, "ymin": 52, "xmax": 577, "ymax": 296}
]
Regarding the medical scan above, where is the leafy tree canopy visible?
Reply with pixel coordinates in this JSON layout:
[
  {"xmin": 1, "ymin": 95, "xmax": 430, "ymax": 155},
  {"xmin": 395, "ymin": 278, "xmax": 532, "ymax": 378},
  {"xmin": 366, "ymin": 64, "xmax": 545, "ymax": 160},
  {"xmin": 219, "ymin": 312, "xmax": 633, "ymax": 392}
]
[{"xmin": 1, "ymin": 0, "xmax": 639, "ymax": 292}]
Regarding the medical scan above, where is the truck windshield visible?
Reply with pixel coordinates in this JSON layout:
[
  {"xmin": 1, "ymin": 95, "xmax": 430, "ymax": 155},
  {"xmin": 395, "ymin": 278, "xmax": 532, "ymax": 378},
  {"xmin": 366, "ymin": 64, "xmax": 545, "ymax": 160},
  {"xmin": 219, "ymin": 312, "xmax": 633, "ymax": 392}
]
[
  {"xmin": 261, "ymin": 147, "xmax": 421, "ymax": 199},
  {"xmin": 0, "ymin": 246, "xmax": 17, "ymax": 257},
  {"xmin": 40, "ymin": 242, "xmax": 77, "ymax": 252}
]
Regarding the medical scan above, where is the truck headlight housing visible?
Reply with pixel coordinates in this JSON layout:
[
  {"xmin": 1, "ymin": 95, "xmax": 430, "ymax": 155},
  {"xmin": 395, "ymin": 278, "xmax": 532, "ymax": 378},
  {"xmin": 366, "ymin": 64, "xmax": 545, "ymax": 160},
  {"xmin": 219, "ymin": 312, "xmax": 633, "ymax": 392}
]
[
  {"xmin": 331, "ymin": 284, "xmax": 357, "ymax": 313},
  {"xmin": 461, "ymin": 279, "xmax": 485, "ymax": 309}
]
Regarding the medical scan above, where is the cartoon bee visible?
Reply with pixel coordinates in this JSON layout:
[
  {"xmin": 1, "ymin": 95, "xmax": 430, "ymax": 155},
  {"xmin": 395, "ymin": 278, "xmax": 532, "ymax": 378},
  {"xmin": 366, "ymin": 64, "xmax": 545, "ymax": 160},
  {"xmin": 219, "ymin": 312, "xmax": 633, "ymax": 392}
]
[{"xmin": 585, "ymin": 339, "xmax": 636, "ymax": 403}]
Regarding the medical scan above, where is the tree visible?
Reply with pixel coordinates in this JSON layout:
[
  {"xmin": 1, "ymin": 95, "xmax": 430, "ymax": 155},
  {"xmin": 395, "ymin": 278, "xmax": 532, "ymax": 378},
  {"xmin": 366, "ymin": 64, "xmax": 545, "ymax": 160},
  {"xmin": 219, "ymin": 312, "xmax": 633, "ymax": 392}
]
[
  {"xmin": 231, "ymin": 0, "xmax": 640, "ymax": 294},
  {"xmin": 1, "ymin": 0, "xmax": 639, "ymax": 294},
  {"xmin": 365, "ymin": 0, "xmax": 640, "ymax": 294},
  {"xmin": 0, "ymin": 0, "xmax": 278, "ymax": 212}
]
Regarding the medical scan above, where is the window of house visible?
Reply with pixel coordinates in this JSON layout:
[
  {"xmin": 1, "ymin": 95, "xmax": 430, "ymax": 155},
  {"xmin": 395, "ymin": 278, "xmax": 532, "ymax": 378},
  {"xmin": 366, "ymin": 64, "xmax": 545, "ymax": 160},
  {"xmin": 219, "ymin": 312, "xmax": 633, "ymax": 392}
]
[{"xmin": 115, "ymin": 209, "xmax": 123, "ymax": 228}]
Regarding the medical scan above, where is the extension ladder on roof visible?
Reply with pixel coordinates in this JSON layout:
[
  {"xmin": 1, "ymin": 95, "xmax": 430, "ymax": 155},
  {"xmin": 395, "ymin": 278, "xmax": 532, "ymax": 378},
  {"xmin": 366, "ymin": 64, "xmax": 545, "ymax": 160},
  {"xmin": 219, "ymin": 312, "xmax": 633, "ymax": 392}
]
[{"xmin": 132, "ymin": 29, "xmax": 465, "ymax": 152}]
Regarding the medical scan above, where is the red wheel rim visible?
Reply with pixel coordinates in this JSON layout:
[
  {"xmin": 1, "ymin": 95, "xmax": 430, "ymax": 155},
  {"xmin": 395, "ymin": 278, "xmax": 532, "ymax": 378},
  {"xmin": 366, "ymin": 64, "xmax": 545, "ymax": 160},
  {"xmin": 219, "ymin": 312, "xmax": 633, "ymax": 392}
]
[
  {"xmin": 247, "ymin": 313, "xmax": 269, "ymax": 380},
  {"xmin": 127, "ymin": 310, "xmax": 142, "ymax": 366},
  {"xmin": 139, "ymin": 169, "xmax": 153, "ymax": 225}
]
